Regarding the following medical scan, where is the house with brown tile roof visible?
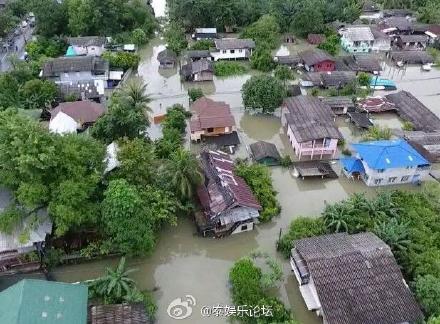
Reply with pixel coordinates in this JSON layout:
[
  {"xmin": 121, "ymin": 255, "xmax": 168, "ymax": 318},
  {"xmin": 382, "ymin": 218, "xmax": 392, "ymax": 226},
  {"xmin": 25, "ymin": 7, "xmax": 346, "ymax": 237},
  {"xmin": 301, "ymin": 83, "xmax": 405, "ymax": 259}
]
[
  {"xmin": 290, "ymin": 232, "xmax": 423, "ymax": 324},
  {"xmin": 49, "ymin": 101, "xmax": 105, "ymax": 134},
  {"xmin": 281, "ymin": 96, "xmax": 342, "ymax": 160},
  {"xmin": 195, "ymin": 151, "xmax": 261, "ymax": 237},
  {"xmin": 189, "ymin": 97, "xmax": 236, "ymax": 141}
]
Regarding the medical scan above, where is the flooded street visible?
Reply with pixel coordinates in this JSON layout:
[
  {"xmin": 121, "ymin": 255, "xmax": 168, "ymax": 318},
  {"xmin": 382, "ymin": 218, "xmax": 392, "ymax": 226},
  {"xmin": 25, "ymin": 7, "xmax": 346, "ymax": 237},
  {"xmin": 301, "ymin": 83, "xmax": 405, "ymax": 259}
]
[{"xmin": 52, "ymin": 2, "xmax": 440, "ymax": 323}]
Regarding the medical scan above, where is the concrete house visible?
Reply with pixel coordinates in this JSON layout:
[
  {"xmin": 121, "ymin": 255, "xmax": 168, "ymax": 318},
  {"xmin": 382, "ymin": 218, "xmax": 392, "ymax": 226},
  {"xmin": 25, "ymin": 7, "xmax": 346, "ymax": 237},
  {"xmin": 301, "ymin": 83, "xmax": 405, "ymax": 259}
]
[
  {"xmin": 67, "ymin": 36, "xmax": 107, "ymax": 56},
  {"xmin": 299, "ymin": 49, "xmax": 335, "ymax": 72},
  {"xmin": 290, "ymin": 233, "xmax": 423, "ymax": 324},
  {"xmin": 341, "ymin": 139, "xmax": 431, "ymax": 186},
  {"xmin": 49, "ymin": 101, "xmax": 105, "ymax": 134},
  {"xmin": 41, "ymin": 56, "xmax": 109, "ymax": 84},
  {"xmin": 371, "ymin": 27, "xmax": 392, "ymax": 51},
  {"xmin": 210, "ymin": 38, "xmax": 255, "ymax": 61},
  {"xmin": 340, "ymin": 27, "xmax": 375, "ymax": 53},
  {"xmin": 282, "ymin": 96, "xmax": 342, "ymax": 160},
  {"xmin": 189, "ymin": 97, "xmax": 236, "ymax": 141},
  {"xmin": 196, "ymin": 151, "xmax": 261, "ymax": 237}
]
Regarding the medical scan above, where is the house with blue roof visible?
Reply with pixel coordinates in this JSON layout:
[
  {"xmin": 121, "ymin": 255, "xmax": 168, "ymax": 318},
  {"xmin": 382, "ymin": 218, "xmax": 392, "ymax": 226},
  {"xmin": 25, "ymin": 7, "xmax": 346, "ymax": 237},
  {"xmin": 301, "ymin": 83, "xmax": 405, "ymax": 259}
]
[{"xmin": 340, "ymin": 139, "xmax": 431, "ymax": 186}]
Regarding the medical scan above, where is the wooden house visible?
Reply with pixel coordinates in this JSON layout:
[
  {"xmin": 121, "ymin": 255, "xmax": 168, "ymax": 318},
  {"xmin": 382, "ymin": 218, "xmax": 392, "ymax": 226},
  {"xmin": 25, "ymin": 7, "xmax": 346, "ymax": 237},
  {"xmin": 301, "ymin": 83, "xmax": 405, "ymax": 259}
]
[
  {"xmin": 180, "ymin": 59, "xmax": 213, "ymax": 82},
  {"xmin": 299, "ymin": 49, "xmax": 335, "ymax": 72},
  {"xmin": 210, "ymin": 38, "xmax": 255, "ymax": 61},
  {"xmin": 186, "ymin": 50, "xmax": 212, "ymax": 62},
  {"xmin": 189, "ymin": 97, "xmax": 236, "ymax": 141},
  {"xmin": 395, "ymin": 35, "xmax": 429, "ymax": 51},
  {"xmin": 157, "ymin": 49, "xmax": 177, "ymax": 69},
  {"xmin": 281, "ymin": 96, "xmax": 342, "ymax": 160},
  {"xmin": 320, "ymin": 96, "xmax": 355, "ymax": 115},
  {"xmin": 196, "ymin": 151, "xmax": 261, "ymax": 237}
]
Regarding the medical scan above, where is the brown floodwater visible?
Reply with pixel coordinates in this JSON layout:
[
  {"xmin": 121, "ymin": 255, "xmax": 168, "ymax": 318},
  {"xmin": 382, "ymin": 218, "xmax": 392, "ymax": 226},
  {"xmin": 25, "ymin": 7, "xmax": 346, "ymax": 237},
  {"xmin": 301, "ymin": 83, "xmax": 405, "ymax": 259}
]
[{"xmin": 52, "ymin": 4, "xmax": 440, "ymax": 322}]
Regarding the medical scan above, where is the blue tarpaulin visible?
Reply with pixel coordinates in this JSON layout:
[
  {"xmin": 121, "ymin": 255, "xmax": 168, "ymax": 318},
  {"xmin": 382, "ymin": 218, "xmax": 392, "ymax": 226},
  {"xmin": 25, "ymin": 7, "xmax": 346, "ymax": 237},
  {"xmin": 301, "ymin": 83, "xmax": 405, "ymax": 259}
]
[
  {"xmin": 65, "ymin": 46, "xmax": 77, "ymax": 57},
  {"xmin": 340, "ymin": 157, "xmax": 365, "ymax": 174}
]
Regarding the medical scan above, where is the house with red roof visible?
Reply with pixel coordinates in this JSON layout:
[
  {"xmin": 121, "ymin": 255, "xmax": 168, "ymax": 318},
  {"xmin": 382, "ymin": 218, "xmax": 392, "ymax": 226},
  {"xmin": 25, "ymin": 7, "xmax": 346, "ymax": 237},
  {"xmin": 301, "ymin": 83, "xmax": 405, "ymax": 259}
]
[
  {"xmin": 195, "ymin": 151, "xmax": 261, "ymax": 237},
  {"xmin": 189, "ymin": 97, "xmax": 236, "ymax": 141}
]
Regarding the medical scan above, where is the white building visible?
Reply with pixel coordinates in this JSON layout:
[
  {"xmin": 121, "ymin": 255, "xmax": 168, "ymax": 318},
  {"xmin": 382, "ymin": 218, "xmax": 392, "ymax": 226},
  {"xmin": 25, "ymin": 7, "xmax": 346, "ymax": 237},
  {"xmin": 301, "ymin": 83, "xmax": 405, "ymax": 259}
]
[
  {"xmin": 341, "ymin": 139, "xmax": 431, "ymax": 186},
  {"xmin": 210, "ymin": 38, "xmax": 255, "ymax": 61}
]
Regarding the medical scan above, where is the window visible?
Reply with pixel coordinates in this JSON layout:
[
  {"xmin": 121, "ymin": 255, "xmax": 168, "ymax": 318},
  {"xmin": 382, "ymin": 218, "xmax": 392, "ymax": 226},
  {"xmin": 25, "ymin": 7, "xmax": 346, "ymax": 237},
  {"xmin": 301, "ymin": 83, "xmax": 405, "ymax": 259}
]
[
  {"xmin": 230, "ymin": 49, "xmax": 235, "ymax": 54},
  {"xmin": 388, "ymin": 177, "xmax": 397, "ymax": 183},
  {"xmin": 374, "ymin": 178, "xmax": 383, "ymax": 185},
  {"xmin": 241, "ymin": 225, "xmax": 248, "ymax": 231},
  {"xmin": 238, "ymin": 49, "xmax": 242, "ymax": 53},
  {"xmin": 377, "ymin": 169, "xmax": 385, "ymax": 173},
  {"xmin": 222, "ymin": 50, "xmax": 227, "ymax": 54},
  {"xmin": 323, "ymin": 138, "xmax": 331, "ymax": 147},
  {"xmin": 207, "ymin": 127, "xmax": 214, "ymax": 133},
  {"xmin": 401, "ymin": 175, "xmax": 410, "ymax": 182}
]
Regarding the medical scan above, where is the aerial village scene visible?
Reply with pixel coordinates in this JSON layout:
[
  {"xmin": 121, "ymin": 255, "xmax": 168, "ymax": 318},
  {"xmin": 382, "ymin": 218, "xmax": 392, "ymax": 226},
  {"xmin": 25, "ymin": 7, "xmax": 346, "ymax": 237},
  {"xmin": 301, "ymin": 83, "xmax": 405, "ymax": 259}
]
[{"xmin": 1, "ymin": 0, "xmax": 440, "ymax": 323}]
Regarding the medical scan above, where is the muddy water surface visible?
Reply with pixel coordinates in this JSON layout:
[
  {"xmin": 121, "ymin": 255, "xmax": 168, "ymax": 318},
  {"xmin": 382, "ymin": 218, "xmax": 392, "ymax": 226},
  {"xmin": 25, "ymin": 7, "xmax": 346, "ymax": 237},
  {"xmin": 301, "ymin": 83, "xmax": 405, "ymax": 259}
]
[{"xmin": 52, "ymin": 6, "xmax": 440, "ymax": 323}]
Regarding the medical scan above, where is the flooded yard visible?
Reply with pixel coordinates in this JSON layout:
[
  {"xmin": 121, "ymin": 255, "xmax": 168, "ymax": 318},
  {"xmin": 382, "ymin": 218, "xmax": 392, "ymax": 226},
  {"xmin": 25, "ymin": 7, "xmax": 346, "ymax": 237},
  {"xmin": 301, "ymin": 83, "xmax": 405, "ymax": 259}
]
[{"xmin": 52, "ymin": 4, "xmax": 440, "ymax": 323}]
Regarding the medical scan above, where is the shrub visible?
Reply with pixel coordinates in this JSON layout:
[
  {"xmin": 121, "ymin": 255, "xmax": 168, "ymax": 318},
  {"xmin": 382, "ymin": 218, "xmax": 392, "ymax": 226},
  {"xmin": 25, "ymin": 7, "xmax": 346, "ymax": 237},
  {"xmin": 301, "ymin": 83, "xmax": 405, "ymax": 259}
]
[
  {"xmin": 235, "ymin": 162, "xmax": 281, "ymax": 222},
  {"xmin": 317, "ymin": 34, "xmax": 340, "ymax": 56},
  {"xmin": 242, "ymin": 75, "xmax": 285, "ymax": 113},
  {"xmin": 311, "ymin": 88, "xmax": 319, "ymax": 96},
  {"xmin": 357, "ymin": 72, "xmax": 372, "ymax": 87},
  {"xmin": 279, "ymin": 155, "xmax": 292, "ymax": 168},
  {"xmin": 189, "ymin": 40, "xmax": 214, "ymax": 50},
  {"xmin": 250, "ymin": 45, "xmax": 275, "ymax": 72},
  {"xmin": 188, "ymin": 88, "xmax": 203, "ymax": 102},
  {"xmin": 102, "ymin": 52, "xmax": 140, "ymax": 70},
  {"xmin": 402, "ymin": 121, "xmax": 414, "ymax": 131},
  {"xmin": 415, "ymin": 275, "xmax": 440, "ymax": 316},
  {"xmin": 213, "ymin": 61, "xmax": 248, "ymax": 76},
  {"xmin": 277, "ymin": 217, "xmax": 326, "ymax": 258},
  {"xmin": 362, "ymin": 126, "xmax": 392, "ymax": 141}
]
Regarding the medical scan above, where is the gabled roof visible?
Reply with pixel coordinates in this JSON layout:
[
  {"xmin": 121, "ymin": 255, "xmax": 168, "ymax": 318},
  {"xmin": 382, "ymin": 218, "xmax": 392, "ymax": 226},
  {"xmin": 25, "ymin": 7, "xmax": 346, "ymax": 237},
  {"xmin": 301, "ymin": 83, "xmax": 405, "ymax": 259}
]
[
  {"xmin": 341, "ymin": 27, "xmax": 374, "ymax": 41},
  {"xmin": 320, "ymin": 71, "xmax": 357, "ymax": 87},
  {"xmin": 294, "ymin": 232, "xmax": 423, "ymax": 324},
  {"xmin": 320, "ymin": 96, "xmax": 355, "ymax": 108},
  {"xmin": 0, "ymin": 279, "xmax": 88, "ymax": 324},
  {"xmin": 157, "ymin": 49, "xmax": 177, "ymax": 63},
  {"xmin": 342, "ymin": 55, "xmax": 382, "ymax": 73},
  {"xmin": 380, "ymin": 17, "xmax": 412, "ymax": 31},
  {"xmin": 398, "ymin": 34, "xmax": 428, "ymax": 43},
  {"xmin": 352, "ymin": 139, "xmax": 429, "ymax": 169},
  {"xmin": 67, "ymin": 36, "xmax": 106, "ymax": 47},
  {"xmin": 187, "ymin": 50, "xmax": 211, "ymax": 59},
  {"xmin": 42, "ymin": 56, "xmax": 109, "ymax": 77},
  {"xmin": 190, "ymin": 97, "xmax": 235, "ymax": 131},
  {"xmin": 390, "ymin": 50, "xmax": 434, "ymax": 64},
  {"xmin": 283, "ymin": 96, "xmax": 342, "ymax": 143},
  {"xmin": 214, "ymin": 38, "xmax": 255, "ymax": 50},
  {"xmin": 299, "ymin": 49, "xmax": 335, "ymax": 67},
  {"xmin": 250, "ymin": 141, "xmax": 281, "ymax": 162},
  {"xmin": 198, "ymin": 151, "xmax": 261, "ymax": 220},
  {"xmin": 51, "ymin": 101, "xmax": 105, "ymax": 124}
]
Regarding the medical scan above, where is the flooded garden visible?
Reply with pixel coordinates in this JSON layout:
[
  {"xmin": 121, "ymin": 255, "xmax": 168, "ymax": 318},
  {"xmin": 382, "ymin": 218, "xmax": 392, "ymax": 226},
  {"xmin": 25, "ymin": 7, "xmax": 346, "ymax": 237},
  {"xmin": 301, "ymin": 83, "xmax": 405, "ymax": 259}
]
[{"xmin": 50, "ymin": 1, "xmax": 440, "ymax": 323}]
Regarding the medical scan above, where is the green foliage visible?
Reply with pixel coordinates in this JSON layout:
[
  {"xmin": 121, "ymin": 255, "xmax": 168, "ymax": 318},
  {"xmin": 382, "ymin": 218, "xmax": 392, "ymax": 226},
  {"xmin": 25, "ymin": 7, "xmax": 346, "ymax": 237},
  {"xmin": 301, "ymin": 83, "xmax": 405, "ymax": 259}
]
[
  {"xmin": 418, "ymin": 0, "xmax": 440, "ymax": 24},
  {"xmin": 188, "ymin": 88, "xmax": 204, "ymax": 102},
  {"xmin": 311, "ymin": 88, "xmax": 319, "ymax": 96},
  {"xmin": 250, "ymin": 45, "xmax": 275, "ymax": 72},
  {"xmin": 164, "ymin": 22, "xmax": 188, "ymax": 56},
  {"xmin": 102, "ymin": 52, "xmax": 140, "ymax": 71},
  {"xmin": 357, "ymin": 72, "xmax": 372, "ymax": 87},
  {"xmin": 318, "ymin": 34, "xmax": 340, "ymax": 56},
  {"xmin": 242, "ymin": 15, "xmax": 280, "ymax": 49},
  {"xmin": 235, "ymin": 162, "xmax": 281, "ymax": 222},
  {"xmin": 362, "ymin": 125, "xmax": 392, "ymax": 141},
  {"xmin": 25, "ymin": 37, "xmax": 67, "ymax": 61},
  {"xmin": 229, "ymin": 258, "xmax": 292, "ymax": 323},
  {"xmin": 213, "ymin": 61, "xmax": 248, "ymax": 76},
  {"xmin": 102, "ymin": 179, "xmax": 177, "ymax": 255},
  {"xmin": 189, "ymin": 40, "xmax": 215, "ymax": 50},
  {"xmin": 402, "ymin": 121, "xmax": 414, "ymax": 131},
  {"xmin": 0, "ymin": 205, "xmax": 25, "ymax": 234},
  {"xmin": 131, "ymin": 28, "xmax": 148, "ymax": 46},
  {"xmin": 279, "ymin": 155, "xmax": 293, "ymax": 168},
  {"xmin": 415, "ymin": 275, "xmax": 440, "ymax": 316},
  {"xmin": 291, "ymin": 0, "xmax": 325, "ymax": 37},
  {"xmin": 242, "ymin": 75, "xmax": 285, "ymax": 113},
  {"xmin": 277, "ymin": 217, "xmax": 326, "ymax": 258},
  {"xmin": 20, "ymin": 79, "xmax": 58, "ymax": 110},
  {"xmin": 43, "ymin": 248, "xmax": 66, "ymax": 269},
  {"xmin": 274, "ymin": 65, "xmax": 294, "ymax": 82},
  {"xmin": 342, "ymin": 148, "xmax": 352, "ymax": 156}
]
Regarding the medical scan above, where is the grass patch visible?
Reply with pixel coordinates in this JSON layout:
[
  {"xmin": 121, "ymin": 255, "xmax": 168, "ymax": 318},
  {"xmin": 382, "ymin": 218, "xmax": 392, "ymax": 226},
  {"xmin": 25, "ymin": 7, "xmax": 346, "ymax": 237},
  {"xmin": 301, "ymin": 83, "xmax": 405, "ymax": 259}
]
[{"xmin": 213, "ymin": 61, "xmax": 248, "ymax": 77}]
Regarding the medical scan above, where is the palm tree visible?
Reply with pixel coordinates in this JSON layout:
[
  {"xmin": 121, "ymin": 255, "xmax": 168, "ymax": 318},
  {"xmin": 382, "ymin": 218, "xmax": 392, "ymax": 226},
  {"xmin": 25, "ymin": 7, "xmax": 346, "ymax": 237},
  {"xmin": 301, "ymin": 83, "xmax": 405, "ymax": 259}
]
[
  {"xmin": 89, "ymin": 257, "xmax": 137, "ymax": 303},
  {"xmin": 118, "ymin": 78, "xmax": 152, "ymax": 114},
  {"xmin": 166, "ymin": 149, "xmax": 203, "ymax": 201}
]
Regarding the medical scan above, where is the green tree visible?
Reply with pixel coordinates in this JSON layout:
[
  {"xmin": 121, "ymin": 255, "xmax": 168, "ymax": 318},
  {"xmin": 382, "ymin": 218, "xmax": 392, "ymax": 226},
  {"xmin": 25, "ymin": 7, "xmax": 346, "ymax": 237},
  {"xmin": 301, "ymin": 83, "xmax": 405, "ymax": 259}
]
[
  {"xmin": 418, "ymin": 0, "xmax": 440, "ymax": 24},
  {"xmin": 250, "ymin": 46, "xmax": 275, "ymax": 72},
  {"xmin": 189, "ymin": 40, "xmax": 214, "ymax": 50},
  {"xmin": 88, "ymin": 257, "xmax": 137, "ymax": 304},
  {"xmin": 164, "ymin": 22, "xmax": 188, "ymax": 56},
  {"xmin": 291, "ymin": 1, "xmax": 324, "ymax": 37},
  {"xmin": 131, "ymin": 28, "xmax": 148, "ymax": 46},
  {"xmin": 67, "ymin": 0, "xmax": 95, "ymax": 36},
  {"xmin": 102, "ymin": 52, "xmax": 141, "ymax": 71},
  {"xmin": 20, "ymin": 79, "xmax": 58, "ymax": 110},
  {"xmin": 274, "ymin": 65, "xmax": 294, "ymax": 88},
  {"xmin": 415, "ymin": 275, "xmax": 440, "ymax": 316},
  {"xmin": 374, "ymin": 218, "xmax": 411, "ymax": 255},
  {"xmin": 242, "ymin": 75, "xmax": 285, "ymax": 113},
  {"xmin": 188, "ymin": 88, "xmax": 204, "ymax": 102},
  {"xmin": 318, "ymin": 34, "xmax": 341, "ymax": 56},
  {"xmin": 28, "ymin": 0, "xmax": 69, "ymax": 37},
  {"xmin": 164, "ymin": 149, "xmax": 203, "ymax": 201},
  {"xmin": 117, "ymin": 78, "xmax": 152, "ymax": 114},
  {"xmin": 357, "ymin": 72, "xmax": 372, "ymax": 87},
  {"xmin": 242, "ymin": 14, "xmax": 280, "ymax": 49}
]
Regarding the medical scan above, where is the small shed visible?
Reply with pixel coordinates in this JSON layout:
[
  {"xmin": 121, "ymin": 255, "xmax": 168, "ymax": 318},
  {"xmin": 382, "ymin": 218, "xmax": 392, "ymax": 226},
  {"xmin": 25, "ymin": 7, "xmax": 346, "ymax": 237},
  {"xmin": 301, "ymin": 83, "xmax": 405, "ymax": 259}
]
[
  {"xmin": 293, "ymin": 161, "xmax": 338, "ymax": 179},
  {"xmin": 157, "ymin": 49, "xmax": 177, "ymax": 69},
  {"xmin": 180, "ymin": 59, "xmax": 213, "ymax": 82},
  {"xmin": 203, "ymin": 131, "xmax": 240, "ymax": 153},
  {"xmin": 347, "ymin": 111, "xmax": 373, "ymax": 129},
  {"xmin": 320, "ymin": 96, "xmax": 355, "ymax": 115},
  {"xmin": 250, "ymin": 141, "xmax": 282, "ymax": 165},
  {"xmin": 274, "ymin": 55, "xmax": 301, "ymax": 67}
]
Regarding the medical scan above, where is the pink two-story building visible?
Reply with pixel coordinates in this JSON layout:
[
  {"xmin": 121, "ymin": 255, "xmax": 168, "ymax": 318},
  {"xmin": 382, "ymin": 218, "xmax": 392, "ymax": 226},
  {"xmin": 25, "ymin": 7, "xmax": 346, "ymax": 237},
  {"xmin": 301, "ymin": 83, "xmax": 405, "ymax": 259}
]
[{"xmin": 282, "ymin": 96, "xmax": 342, "ymax": 160}]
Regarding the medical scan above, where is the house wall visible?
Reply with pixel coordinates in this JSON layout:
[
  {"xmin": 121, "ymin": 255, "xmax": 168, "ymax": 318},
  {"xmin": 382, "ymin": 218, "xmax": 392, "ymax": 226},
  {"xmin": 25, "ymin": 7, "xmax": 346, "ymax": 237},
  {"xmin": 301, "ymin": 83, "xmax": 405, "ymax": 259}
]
[
  {"xmin": 397, "ymin": 40, "xmax": 427, "ymax": 51},
  {"xmin": 285, "ymin": 124, "xmax": 338, "ymax": 159},
  {"xmin": 231, "ymin": 221, "xmax": 254, "ymax": 235},
  {"xmin": 360, "ymin": 159, "xmax": 431, "ymax": 186},
  {"xmin": 341, "ymin": 37, "xmax": 373, "ymax": 53},
  {"xmin": 372, "ymin": 39, "xmax": 391, "ymax": 51},
  {"xmin": 190, "ymin": 126, "xmax": 236, "ymax": 141},
  {"xmin": 55, "ymin": 71, "xmax": 108, "ymax": 83},
  {"xmin": 159, "ymin": 62, "xmax": 175, "ymax": 69},
  {"xmin": 306, "ymin": 60, "xmax": 335, "ymax": 72},
  {"xmin": 211, "ymin": 48, "xmax": 252, "ymax": 61},
  {"xmin": 193, "ymin": 71, "xmax": 213, "ymax": 81}
]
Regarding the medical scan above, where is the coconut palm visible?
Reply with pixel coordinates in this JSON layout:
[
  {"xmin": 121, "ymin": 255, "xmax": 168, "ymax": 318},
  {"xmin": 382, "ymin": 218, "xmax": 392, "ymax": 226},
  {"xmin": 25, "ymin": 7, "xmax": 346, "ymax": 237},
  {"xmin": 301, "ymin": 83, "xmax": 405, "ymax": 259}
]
[
  {"xmin": 166, "ymin": 149, "xmax": 203, "ymax": 201},
  {"xmin": 89, "ymin": 257, "xmax": 137, "ymax": 303},
  {"xmin": 118, "ymin": 78, "xmax": 152, "ymax": 113}
]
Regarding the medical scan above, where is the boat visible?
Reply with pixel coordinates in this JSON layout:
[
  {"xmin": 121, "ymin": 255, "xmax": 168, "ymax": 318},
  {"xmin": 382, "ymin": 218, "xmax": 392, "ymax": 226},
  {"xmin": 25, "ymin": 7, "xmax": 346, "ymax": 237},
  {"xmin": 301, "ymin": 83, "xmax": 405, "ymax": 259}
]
[
  {"xmin": 422, "ymin": 63, "xmax": 432, "ymax": 71},
  {"xmin": 369, "ymin": 77, "xmax": 397, "ymax": 91}
]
